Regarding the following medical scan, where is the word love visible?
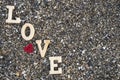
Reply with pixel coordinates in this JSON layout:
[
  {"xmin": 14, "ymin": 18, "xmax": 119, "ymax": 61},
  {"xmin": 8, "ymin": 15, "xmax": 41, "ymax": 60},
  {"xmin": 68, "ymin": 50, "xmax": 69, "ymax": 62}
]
[{"xmin": 6, "ymin": 5, "xmax": 62, "ymax": 75}]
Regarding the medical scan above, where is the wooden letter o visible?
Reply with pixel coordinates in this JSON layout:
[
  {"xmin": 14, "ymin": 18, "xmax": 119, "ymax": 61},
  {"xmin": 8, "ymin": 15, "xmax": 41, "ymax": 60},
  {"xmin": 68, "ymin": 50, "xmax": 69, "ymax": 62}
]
[{"xmin": 21, "ymin": 23, "xmax": 35, "ymax": 41}]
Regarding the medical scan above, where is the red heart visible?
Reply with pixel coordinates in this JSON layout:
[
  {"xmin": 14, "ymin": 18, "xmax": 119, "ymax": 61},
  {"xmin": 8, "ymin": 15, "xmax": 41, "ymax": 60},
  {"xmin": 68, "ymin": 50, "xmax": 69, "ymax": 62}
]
[{"xmin": 24, "ymin": 43, "xmax": 34, "ymax": 54}]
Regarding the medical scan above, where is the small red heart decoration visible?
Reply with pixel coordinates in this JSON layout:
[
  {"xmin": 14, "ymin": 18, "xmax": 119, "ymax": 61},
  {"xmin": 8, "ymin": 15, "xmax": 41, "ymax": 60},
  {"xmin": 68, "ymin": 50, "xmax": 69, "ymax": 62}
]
[{"xmin": 24, "ymin": 43, "xmax": 34, "ymax": 54}]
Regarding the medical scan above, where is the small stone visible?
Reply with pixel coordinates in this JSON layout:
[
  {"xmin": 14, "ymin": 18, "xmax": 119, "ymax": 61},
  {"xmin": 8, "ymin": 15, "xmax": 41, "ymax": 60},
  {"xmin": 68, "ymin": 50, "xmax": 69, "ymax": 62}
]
[
  {"xmin": 68, "ymin": 75, "xmax": 70, "ymax": 78},
  {"xmin": 16, "ymin": 72, "xmax": 20, "ymax": 77},
  {"xmin": 0, "ymin": 56, "xmax": 3, "ymax": 59},
  {"xmin": 102, "ymin": 46, "xmax": 106, "ymax": 50},
  {"xmin": 34, "ymin": 62, "xmax": 38, "ymax": 66},
  {"xmin": 82, "ymin": 50, "xmax": 86, "ymax": 54}
]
